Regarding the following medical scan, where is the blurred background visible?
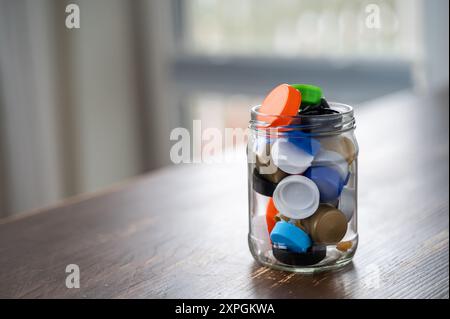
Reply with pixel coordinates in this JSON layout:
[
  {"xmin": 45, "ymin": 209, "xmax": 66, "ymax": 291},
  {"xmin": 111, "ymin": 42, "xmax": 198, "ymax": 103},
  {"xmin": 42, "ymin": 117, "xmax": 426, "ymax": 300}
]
[{"xmin": 0, "ymin": 0, "xmax": 448, "ymax": 217}]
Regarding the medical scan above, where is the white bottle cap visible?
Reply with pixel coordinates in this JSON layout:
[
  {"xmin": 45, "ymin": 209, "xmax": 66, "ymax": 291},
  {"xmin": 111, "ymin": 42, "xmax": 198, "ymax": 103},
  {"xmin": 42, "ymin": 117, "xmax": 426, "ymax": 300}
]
[
  {"xmin": 273, "ymin": 175, "xmax": 320, "ymax": 219},
  {"xmin": 271, "ymin": 138, "xmax": 314, "ymax": 174},
  {"xmin": 251, "ymin": 214, "xmax": 272, "ymax": 252},
  {"xmin": 312, "ymin": 149, "xmax": 349, "ymax": 181},
  {"xmin": 338, "ymin": 187, "xmax": 355, "ymax": 221}
]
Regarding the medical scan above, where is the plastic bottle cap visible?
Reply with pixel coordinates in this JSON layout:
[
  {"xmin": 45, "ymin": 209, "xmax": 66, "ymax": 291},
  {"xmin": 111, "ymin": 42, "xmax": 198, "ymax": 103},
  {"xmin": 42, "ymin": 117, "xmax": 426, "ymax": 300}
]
[
  {"xmin": 258, "ymin": 84, "xmax": 301, "ymax": 127},
  {"xmin": 302, "ymin": 204, "xmax": 348, "ymax": 244},
  {"xmin": 274, "ymin": 215, "xmax": 307, "ymax": 231},
  {"xmin": 336, "ymin": 241, "xmax": 353, "ymax": 252},
  {"xmin": 270, "ymin": 221, "xmax": 311, "ymax": 253},
  {"xmin": 251, "ymin": 214, "xmax": 272, "ymax": 250},
  {"xmin": 319, "ymin": 98, "xmax": 330, "ymax": 109},
  {"xmin": 290, "ymin": 84, "xmax": 322, "ymax": 106},
  {"xmin": 271, "ymin": 139, "xmax": 314, "ymax": 174},
  {"xmin": 255, "ymin": 142, "xmax": 288, "ymax": 183},
  {"xmin": 338, "ymin": 187, "xmax": 355, "ymax": 221},
  {"xmin": 301, "ymin": 97, "xmax": 336, "ymax": 114},
  {"xmin": 312, "ymin": 149, "xmax": 349, "ymax": 181},
  {"xmin": 253, "ymin": 136, "xmax": 271, "ymax": 163},
  {"xmin": 258, "ymin": 166, "xmax": 288, "ymax": 184},
  {"xmin": 252, "ymin": 169, "xmax": 278, "ymax": 197},
  {"xmin": 286, "ymin": 131, "xmax": 321, "ymax": 156},
  {"xmin": 272, "ymin": 245, "xmax": 326, "ymax": 266},
  {"xmin": 304, "ymin": 166, "xmax": 345, "ymax": 203},
  {"xmin": 319, "ymin": 136, "xmax": 356, "ymax": 165},
  {"xmin": 265, "ymin": 198, "xmax": 278, "ymax": 234},
  {"xmin": 273, "ymin": 175, "xmax": 320, "ymax": 219},
  {"xmin": 298, "ymin": 105, "xmax": 343, "ymax": 132}
]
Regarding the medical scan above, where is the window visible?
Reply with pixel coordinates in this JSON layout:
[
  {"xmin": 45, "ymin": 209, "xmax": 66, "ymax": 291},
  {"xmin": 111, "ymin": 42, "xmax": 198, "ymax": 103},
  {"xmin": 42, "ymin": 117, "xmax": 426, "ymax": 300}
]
[
  {"xmin": 187, "ymin": 93, "xmax": 261, "ymax": 131},
  {"xmin": 171, "ymin": 0, "xmax": 419, "ymax": 133},
  {"xmin": 182, "ymin": 0, "xmax": 418, "ymax": 59}
]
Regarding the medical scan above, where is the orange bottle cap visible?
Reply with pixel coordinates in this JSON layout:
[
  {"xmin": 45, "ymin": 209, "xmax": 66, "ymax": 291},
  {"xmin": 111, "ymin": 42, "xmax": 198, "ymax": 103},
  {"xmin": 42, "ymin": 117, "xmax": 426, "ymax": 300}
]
[
  {"xmin": 266, "ymin": 198, "xmax": 279, "ymax": 234},
  {"xmin": 336, "ymin": 241, "xmax": 353, "ymax": 252},
  {"xmin": 258, "ymin": 84, "xmax": 301, "ymax": 127}
]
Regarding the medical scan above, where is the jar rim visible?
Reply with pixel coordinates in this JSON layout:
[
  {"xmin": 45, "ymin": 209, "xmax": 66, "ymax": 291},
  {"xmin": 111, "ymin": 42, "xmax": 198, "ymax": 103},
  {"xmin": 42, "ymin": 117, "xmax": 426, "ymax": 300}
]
[
  {"xmin": 249, "ymin": 102, "xmax": 356, "ymax": 135},
  {"xmin": 250, "ymin": 102, "xmax": 353, "ymax": 119}
]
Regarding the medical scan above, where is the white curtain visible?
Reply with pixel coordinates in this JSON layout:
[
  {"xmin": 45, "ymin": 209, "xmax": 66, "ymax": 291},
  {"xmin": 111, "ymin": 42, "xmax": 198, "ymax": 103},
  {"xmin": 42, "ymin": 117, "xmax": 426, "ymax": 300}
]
[{"xmin": 0, "ymin": 0, "xmax": 175, "ymax": 217}]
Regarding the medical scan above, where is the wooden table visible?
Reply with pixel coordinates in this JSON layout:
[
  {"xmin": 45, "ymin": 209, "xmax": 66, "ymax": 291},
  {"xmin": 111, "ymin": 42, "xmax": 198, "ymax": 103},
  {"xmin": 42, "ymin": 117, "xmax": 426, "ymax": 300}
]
[{"xmin": 0, "ymin": 91, "xmax": 448, "ymax": 299}]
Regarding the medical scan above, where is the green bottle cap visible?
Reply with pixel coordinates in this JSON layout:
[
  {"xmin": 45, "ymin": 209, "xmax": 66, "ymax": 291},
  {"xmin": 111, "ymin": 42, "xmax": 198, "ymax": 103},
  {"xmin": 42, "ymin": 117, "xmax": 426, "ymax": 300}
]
[{"xmin": 290, "ymin": 84, "xmax": 322, "ymax": 106}]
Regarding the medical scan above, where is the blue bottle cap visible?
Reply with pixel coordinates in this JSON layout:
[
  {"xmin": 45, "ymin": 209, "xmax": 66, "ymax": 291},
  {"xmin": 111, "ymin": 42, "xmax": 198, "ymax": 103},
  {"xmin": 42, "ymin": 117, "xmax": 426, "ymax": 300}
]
[
  {"xmin": 304, "ymin": 166, "xmax": 345, "ymax": 203},
  {"xmin": 270, "ymin": 221, "xmax": 311, "ymax": 253},
  {"xmin": 286, "ymin": 132, "xmax": 321, "ymax": 156},
  {"xmin": 312, "ymin": 149, "xmax": 349, "ymax": 181}
]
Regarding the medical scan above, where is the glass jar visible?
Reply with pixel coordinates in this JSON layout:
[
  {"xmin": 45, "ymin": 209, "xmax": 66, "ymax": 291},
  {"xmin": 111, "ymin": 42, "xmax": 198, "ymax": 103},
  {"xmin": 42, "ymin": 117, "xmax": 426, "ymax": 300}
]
[{"xmin": 247, "ymin": 103, "xmax": 358, "ymax": 273}]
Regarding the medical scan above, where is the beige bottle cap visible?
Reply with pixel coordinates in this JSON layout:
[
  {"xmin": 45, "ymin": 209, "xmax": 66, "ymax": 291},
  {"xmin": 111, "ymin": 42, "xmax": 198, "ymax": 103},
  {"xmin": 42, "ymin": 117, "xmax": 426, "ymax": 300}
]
[
  {"xmin": 302, "ymin": 204, "xmax": 348, "ymax": 244},
  {"xmin": 255, "ymin": 142, "xmax": 288, "ymax": 183},
  {"xmin": 320, "ymin": 136, "xmax": 356, "ymax": 164},
  {"xmin": 274, "ymin": 214, "xmax": 307, "ymax": 232},
  {"xmin": 254, "ymin": 139, "xmax": 271, "ymax": 166}
]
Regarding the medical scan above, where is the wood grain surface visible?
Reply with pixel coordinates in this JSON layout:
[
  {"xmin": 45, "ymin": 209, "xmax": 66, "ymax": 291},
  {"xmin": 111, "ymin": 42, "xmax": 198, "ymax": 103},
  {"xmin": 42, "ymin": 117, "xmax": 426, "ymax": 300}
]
[{"xmin": 0, "ymin": 91, "xmax": 448, "ymax": 299}]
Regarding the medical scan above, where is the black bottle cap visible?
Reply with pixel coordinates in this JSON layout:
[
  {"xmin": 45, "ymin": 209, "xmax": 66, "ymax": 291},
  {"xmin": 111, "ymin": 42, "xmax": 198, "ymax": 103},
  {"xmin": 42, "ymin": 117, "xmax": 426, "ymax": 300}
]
[
  {"xmin": 252, "ymin": 169, "xmax": 278, "ymax": 197},
  {"xmin": 272, "ymin": 245, "xmax": 327, "ymax": 266},
  {"xmin": 319, "ymin": 97, "xmax": 330, "ymax": 109}
]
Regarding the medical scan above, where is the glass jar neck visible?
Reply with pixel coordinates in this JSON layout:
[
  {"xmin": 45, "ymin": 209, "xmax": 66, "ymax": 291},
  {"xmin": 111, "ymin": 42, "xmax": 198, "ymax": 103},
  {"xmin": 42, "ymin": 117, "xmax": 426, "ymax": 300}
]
[{"xmin": 249, "ymin": 103, "xmax": 355, "ymax": 136}]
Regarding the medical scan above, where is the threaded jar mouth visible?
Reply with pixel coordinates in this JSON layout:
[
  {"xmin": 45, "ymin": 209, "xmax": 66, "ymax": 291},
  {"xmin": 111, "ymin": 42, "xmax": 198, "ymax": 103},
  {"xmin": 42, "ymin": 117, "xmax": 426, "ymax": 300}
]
[{"xmin": 249, "ymin": 102, "xmax": 356, "ymax": 136}]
